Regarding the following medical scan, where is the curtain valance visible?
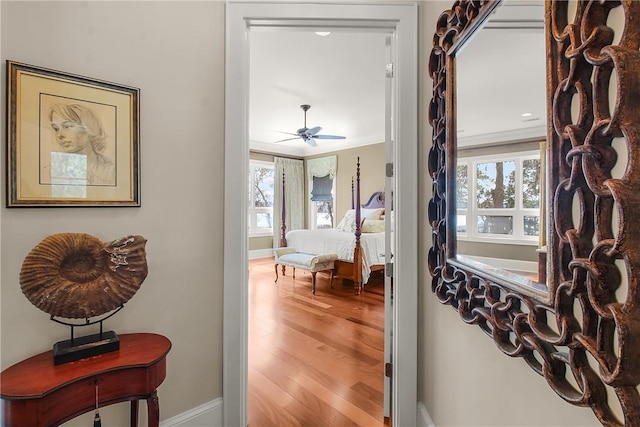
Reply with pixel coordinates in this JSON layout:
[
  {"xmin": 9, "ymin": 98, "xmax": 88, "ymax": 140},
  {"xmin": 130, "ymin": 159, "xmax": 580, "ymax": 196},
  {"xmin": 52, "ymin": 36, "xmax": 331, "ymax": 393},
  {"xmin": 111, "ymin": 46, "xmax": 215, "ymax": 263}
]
[{"xmin": 307, "ymin": 155, "xmax": 337, "ymax": 180}]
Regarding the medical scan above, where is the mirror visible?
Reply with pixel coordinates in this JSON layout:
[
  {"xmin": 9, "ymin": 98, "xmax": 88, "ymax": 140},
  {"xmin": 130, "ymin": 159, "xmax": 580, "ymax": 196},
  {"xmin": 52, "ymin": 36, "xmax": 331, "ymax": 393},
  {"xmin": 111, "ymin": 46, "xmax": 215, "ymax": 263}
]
[
  {"xmin": 428, "ymin": 0, "xmax": 640, "ymax": 424},
  {"xmin": 453, "ymin": 1, "xmax": 549, "ymax": 299}
]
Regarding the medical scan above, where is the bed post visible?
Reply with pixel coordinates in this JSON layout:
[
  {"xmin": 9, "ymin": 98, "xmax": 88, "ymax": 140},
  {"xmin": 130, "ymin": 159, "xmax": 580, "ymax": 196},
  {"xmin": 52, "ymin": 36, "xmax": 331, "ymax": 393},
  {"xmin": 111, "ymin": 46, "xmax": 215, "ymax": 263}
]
[
  {"xmin": 353, "ymin": 157, "xmax": 364, "ymax": 294},
  {"xmin": 351, "ymin": 177, "xmax": 355, "ymax": 210},
  {"xmin": 280, "ymin": 171, "xmax": 287, "ymax": 276}
]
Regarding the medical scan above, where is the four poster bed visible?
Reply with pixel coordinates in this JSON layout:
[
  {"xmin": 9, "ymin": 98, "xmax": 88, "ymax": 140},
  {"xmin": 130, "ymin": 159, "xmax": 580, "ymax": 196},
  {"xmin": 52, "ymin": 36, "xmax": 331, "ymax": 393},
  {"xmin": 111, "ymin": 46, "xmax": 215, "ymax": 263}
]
[{"xmin": 278, "ymin": 158, "xmax": 386, "ymax": 294}]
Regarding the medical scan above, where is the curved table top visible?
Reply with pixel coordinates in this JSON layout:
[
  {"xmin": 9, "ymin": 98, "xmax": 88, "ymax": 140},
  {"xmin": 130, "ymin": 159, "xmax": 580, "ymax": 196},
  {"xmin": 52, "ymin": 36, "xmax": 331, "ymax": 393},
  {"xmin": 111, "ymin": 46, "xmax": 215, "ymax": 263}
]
[{"xmin": 1, "ymin": 332, "xmax": 171, "ymax": 399}]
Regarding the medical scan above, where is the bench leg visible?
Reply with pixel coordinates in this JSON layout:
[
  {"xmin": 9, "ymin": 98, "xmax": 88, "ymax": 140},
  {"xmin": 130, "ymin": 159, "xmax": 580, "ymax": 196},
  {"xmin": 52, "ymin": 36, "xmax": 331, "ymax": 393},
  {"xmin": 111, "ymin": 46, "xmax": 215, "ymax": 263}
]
[
  {"xmin": 329, "ymin": 269, "xmax": 334, "ymax": 289},
  {"xmin": 293, "ymin": 267, "xmax": 296, "ymax": 279},
  {"xmin": 311, "ymin": 272, "xmax": 317, "ymax": 294},
  {"xmin": 274, "ymin": 263, "xmax": 279, "ymax": 283}
]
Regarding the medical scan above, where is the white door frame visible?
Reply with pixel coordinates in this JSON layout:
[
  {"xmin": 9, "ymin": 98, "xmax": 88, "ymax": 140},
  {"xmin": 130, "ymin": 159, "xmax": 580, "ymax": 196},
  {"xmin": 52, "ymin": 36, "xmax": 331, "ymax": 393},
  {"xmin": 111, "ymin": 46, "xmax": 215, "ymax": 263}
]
[{"xmin": 224, "ymin": 3, "xmax": 418, "ymax": 426}]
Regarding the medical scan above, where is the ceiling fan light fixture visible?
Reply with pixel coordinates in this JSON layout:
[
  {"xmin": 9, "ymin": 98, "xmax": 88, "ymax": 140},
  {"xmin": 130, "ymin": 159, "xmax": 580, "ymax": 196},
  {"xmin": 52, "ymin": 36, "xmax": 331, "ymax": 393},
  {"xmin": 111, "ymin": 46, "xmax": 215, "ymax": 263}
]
[
  {"xmin": 272, "ymin": 104, "xmax": 346, "ymax": 147},
  {"xmin": 315, "ymin": 31, "xmax": 331, "ymax": 37}
]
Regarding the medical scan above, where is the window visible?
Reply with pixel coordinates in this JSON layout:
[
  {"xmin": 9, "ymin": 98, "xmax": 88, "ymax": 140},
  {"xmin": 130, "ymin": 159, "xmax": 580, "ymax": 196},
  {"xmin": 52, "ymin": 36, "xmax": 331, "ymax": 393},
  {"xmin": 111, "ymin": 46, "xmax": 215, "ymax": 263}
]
[
  {"xmin": 457, "ymin": 150, "xmax": 541, "ymax": 244},
  {"xmin": 310, "ymin": 174, "xmax": 335, "ymax": 229},
  {"xmin": 248, "ymin": 160, "xmax": 275, "ymax": 236}
]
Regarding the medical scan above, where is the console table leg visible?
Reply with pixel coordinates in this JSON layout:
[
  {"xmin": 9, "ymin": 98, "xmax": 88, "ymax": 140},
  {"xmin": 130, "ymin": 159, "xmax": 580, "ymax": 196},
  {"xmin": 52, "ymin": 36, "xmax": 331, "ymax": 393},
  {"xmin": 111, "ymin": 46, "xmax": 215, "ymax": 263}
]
[
  {"xmin": 130, "ymin": 400, "xmax": 139, "ymax": 427},
  {"xmin": 147, "ymin": 390, "xmax": 160, "ymax": 427}
]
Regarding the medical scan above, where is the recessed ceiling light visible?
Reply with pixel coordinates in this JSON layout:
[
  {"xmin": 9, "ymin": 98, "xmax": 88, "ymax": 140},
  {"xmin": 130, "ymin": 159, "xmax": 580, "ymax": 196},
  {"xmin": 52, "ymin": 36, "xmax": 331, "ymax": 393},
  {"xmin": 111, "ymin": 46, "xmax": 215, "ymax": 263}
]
[
  {"xmin": 315, "ymin": 31, "xmax": 331, "ymax": 37},
  {"xmin": 521, "ymin": 112, "xmax": 533, "ymax": 118}
]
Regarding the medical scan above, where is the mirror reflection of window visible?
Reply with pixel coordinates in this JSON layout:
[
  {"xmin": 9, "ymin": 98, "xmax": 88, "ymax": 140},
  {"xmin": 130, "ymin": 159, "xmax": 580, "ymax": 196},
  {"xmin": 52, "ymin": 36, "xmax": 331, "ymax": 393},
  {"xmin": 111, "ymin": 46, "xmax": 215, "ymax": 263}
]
[
  {"xmin": 50, "ymin": 152, "xmax": 87, "ymax": 198},
  {"xmin": 456, "ymin": 164, "xmax": 469, "ymax": 234},
  {"xmin": 476, "ymin": 160, "xmax": 516, "ymax": 209},
  {"xmin": 457, "ymin": 152, "xmax": 540, "ymax": 242}
]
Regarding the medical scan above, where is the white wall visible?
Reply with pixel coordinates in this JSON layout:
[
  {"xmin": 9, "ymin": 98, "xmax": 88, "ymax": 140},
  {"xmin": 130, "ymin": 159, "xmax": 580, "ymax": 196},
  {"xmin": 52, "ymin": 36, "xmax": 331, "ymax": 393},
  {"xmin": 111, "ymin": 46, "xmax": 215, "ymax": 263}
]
[
  {"xmin": 1, "ymin": 2, "xmax": 224, "ymax": 424},
  {"xmin": 417, "ymin": 2, "xmax": 599, "ymax": 425}
]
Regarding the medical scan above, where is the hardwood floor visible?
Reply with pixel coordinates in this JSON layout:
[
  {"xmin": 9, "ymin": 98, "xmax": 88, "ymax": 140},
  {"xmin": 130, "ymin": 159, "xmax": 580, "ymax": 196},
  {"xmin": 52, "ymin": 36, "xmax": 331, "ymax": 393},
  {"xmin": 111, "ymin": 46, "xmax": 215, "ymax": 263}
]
[{"xmin": 248, "ymin": 257, "xmax": 388, "ymax": 426}]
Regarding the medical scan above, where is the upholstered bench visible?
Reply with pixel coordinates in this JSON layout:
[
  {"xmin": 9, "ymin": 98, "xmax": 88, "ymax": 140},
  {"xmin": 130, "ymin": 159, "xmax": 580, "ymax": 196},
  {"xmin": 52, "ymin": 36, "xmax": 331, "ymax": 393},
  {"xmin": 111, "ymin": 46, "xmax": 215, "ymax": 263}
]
[{"xmin": 273, "ymin": 248, "xmax": 338, "ymax": 294}]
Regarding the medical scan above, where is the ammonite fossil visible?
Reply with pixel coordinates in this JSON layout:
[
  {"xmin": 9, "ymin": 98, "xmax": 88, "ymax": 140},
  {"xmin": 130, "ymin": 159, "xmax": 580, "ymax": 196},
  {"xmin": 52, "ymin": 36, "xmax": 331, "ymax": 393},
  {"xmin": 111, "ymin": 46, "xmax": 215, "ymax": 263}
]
[{"xmin": 20, "ymin": 233, "xmax": 148, "ymax": 319}]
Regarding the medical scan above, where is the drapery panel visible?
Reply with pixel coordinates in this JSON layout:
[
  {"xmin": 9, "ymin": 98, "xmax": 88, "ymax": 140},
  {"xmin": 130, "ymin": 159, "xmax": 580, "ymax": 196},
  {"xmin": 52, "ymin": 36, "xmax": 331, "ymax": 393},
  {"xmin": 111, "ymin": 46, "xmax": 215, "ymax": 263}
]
[{"xmin": 274, "ymin": 157, "xmax": 304, "ymax": 248}]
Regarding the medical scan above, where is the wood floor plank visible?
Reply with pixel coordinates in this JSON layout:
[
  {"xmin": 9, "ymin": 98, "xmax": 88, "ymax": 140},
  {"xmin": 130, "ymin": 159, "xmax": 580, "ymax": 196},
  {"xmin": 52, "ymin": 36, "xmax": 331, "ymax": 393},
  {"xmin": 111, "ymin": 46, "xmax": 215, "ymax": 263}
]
[
  {"xmin": 295, "ymin": 371, "xmax": 383, "ymax": 426},
  {"xmin": 248, "ymin": 257, "xmax": 386, "ymax": 426},
  {"xmin": 249, "ymin": 366, "xmax": 296, "ymax": 408},
  {"xmin": 252, "ymin": 320, "xmax": 383, "ymax": 388},
  {"xmin": 279, "ymin": 318, "xmax": 380, "ymax": 365},
  {"xmin": 259, "ymin": 304, "xmax": 384, "ymax": 366},
  {"xmin": 254, "ymin": 355, "xmax": 358, "ymax": 426},
  {"xmin": 248, "ymin": 387, "xmax": 299, "ymax": 427},
  {"xmin": 253, "ymin": 332, "xmax": 386, "ymax": 420},
  {"xmin": 289, "ymin": 294, "xmax": 333, "ymax": 309},
  {"xmin": 272, "ymin": 293, "xmax": 385, "ymax": 361}
]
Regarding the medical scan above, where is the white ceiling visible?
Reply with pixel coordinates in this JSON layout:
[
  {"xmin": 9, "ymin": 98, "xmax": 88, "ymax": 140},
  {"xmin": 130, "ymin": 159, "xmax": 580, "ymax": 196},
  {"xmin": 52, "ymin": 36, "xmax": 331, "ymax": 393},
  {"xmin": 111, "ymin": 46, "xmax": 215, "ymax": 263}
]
[
  {"xmin": 248, "ymin": 1, "xmax": 546, "ymax": 157},
  {"xmin": 249, "ymin": 29, "xmax": 389, "ymax": 157}
]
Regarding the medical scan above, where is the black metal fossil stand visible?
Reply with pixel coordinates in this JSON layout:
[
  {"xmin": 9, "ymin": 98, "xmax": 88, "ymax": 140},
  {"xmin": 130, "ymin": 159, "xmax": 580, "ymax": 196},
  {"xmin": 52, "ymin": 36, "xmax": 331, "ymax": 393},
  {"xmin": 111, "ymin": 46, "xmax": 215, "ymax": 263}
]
[{"xmin": 51, "ymin": 305, "xmax": 123, "ymax": 365}]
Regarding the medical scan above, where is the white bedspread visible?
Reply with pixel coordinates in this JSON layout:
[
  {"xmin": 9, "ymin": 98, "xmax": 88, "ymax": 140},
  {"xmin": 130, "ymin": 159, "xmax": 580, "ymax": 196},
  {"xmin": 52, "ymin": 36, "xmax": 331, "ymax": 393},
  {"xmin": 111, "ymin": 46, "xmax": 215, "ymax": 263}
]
[{"xmin": 285, "ymin": 228, "xmax": 385, "ymax": 284}]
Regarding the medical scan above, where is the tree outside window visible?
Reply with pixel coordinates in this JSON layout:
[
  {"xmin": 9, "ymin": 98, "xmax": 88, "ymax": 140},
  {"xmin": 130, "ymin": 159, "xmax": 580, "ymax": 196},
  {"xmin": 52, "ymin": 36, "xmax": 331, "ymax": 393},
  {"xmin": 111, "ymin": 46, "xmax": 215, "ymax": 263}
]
[
  {"xmin": 457, "ymin": 151, "xmax": 541, "ymax": 243},
  {"xmin": 310, "ymin": 174, "xmax": 334, "ymax": 229},
  {"xmin": 249, "ymin": 160, "xmax": 274, "ymax": 235}
]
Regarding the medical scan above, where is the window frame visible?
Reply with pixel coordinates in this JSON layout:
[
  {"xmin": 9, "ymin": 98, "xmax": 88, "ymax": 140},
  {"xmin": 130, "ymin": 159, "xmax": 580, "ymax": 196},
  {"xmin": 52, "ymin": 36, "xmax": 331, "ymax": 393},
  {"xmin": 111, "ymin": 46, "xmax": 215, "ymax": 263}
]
[
  {"xmin": 457, "ymin": 150, "xmax": 541, "ymax": 245},
  {"xmin": 248, "ymin": 159, "xmax": 275, "ymax": 237}
]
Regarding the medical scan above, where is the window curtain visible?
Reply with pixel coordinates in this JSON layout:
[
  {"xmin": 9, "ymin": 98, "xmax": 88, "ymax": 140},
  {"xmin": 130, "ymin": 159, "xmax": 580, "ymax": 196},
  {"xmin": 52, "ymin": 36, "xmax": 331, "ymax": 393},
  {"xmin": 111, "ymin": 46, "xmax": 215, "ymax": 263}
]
[
  {"xmin": 307, "ymin": 155, "xmax": 337, "ymax": 180},
  {"xmin": 311, "ymin": 175, "xmax": 333, "ymax": 201},
  {"xmin": 273, "ymin": 157, "xmax": 304, "ymax": 248}
]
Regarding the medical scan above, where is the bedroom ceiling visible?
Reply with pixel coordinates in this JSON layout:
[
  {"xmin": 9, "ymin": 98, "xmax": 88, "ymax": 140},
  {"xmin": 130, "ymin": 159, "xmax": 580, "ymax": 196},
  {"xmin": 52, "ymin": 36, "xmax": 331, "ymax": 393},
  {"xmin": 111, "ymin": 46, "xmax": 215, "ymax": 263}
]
[
  {"xmin": 249, "ymin": 29, "xmax": 389, "ymax": 157},
  {"xmin": 248, "ymin": 1, "xmax": 546, "ymax": 158}
]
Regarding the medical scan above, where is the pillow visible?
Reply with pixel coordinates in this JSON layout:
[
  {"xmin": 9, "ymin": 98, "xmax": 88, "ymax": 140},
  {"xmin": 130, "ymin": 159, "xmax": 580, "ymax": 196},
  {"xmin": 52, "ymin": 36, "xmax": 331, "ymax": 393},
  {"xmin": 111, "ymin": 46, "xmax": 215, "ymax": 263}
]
[
  {"xmin": 335, "ymin": 210, "xmax": 352, "ymax": 231},
  {"xmin": 337, "ymin": 210, "xmax": 357, "ymax": 232},
  {"xmin": 361, "ymin": 208, "xmax": 384, "ymax": 220},
  {"xmin": 362, "ymin": 219, "xmax": 385, "ymax": 233},
  {"xmin": 337, "ymin": 210, "xmax": 366, "ymax": 233},
  {"xmin": 337, "ymin": 208, "xmax": 383, "ymax": 222}
]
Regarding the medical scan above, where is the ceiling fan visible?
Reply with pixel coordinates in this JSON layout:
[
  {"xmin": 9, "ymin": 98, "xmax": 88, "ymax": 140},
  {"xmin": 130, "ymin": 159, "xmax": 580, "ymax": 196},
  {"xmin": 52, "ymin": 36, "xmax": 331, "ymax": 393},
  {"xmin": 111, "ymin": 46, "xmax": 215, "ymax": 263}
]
[{"xmin": 274, "ymin": 104, "xmax": 346, "ymax": 147}]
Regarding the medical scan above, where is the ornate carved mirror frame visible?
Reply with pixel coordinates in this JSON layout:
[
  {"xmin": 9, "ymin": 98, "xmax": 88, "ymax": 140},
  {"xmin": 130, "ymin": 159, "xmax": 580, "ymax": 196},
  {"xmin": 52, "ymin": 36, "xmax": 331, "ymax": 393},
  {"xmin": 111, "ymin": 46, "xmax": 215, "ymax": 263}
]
[{"xmin": 428, "ymin": 1, "xmax": 640, "ymax": 424}]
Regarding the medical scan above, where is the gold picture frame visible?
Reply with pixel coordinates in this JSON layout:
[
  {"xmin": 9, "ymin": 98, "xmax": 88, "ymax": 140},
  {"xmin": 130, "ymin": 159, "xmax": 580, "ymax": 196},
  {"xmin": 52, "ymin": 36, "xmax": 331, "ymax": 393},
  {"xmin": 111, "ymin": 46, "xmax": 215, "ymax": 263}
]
[{"xmin": 6, "ymin": 61, "xmax": 140, "ymax": 207}]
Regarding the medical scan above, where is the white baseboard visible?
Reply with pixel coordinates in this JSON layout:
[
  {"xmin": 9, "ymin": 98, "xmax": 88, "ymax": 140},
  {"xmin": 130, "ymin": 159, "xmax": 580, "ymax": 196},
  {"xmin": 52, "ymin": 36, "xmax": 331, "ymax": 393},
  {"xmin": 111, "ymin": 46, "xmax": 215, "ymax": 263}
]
[
  {"xmin": 160, "ymin": 399, "xmax": 222, "ymax": 427},
  {"xmin": 417, "ymin": 402, "xmax": 435, "ymax": 427},
  {"xmin": 249, "ymin": 248, "xmax": 273, "ymax": 260}
]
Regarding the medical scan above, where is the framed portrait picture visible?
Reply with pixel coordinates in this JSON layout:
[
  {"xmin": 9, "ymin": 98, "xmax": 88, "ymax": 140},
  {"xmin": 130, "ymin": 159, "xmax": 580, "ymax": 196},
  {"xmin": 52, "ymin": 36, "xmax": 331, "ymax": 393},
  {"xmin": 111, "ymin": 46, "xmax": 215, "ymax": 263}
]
[{"xmin": 6, "ymin": 61, "xmax": 140, "ymax": 207}]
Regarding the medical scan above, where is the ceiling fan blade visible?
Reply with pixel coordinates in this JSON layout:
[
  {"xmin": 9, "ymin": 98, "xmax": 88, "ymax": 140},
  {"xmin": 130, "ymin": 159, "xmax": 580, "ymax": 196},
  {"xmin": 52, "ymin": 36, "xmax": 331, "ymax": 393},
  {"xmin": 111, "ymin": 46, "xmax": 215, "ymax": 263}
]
[
  {"xmin": 272, "ymin": 137, "xmax": 301, "ymax": 143},
  {"xmin": 273, "ymin": 130, "xmax": 300, "ymax": 137},
  {"xmin": 277, "ymin": 105, "xmax": 343, "ymax": 146},
  {"xmin": 313, "ymin": 134, "xmax": 346, "ymax": 140}
]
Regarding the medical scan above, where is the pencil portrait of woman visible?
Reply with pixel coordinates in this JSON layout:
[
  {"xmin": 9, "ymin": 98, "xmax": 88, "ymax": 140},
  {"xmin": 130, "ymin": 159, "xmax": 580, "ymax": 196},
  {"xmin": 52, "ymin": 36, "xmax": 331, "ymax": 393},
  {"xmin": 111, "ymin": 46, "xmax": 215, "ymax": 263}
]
[{"xmin": 44, "ymin": 102, "xmax": 116, "ymax": 186}]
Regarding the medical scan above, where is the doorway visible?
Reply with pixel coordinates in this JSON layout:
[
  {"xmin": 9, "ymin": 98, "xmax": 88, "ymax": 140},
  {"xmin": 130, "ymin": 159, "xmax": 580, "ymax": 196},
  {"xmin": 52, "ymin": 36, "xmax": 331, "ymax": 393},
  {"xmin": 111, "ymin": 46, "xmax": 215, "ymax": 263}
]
[{"xmin": 224, "ymin": 3, "xmax": 419, "ymax": 426}]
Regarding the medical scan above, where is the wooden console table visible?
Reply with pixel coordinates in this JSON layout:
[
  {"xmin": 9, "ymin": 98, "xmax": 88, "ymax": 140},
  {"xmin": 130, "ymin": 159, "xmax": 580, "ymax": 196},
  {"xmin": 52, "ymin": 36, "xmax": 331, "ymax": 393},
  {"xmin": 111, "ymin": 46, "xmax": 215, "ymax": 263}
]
[{"xmin": 0, "ymin": 332, "xmax": 171, "ymax": 427}]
